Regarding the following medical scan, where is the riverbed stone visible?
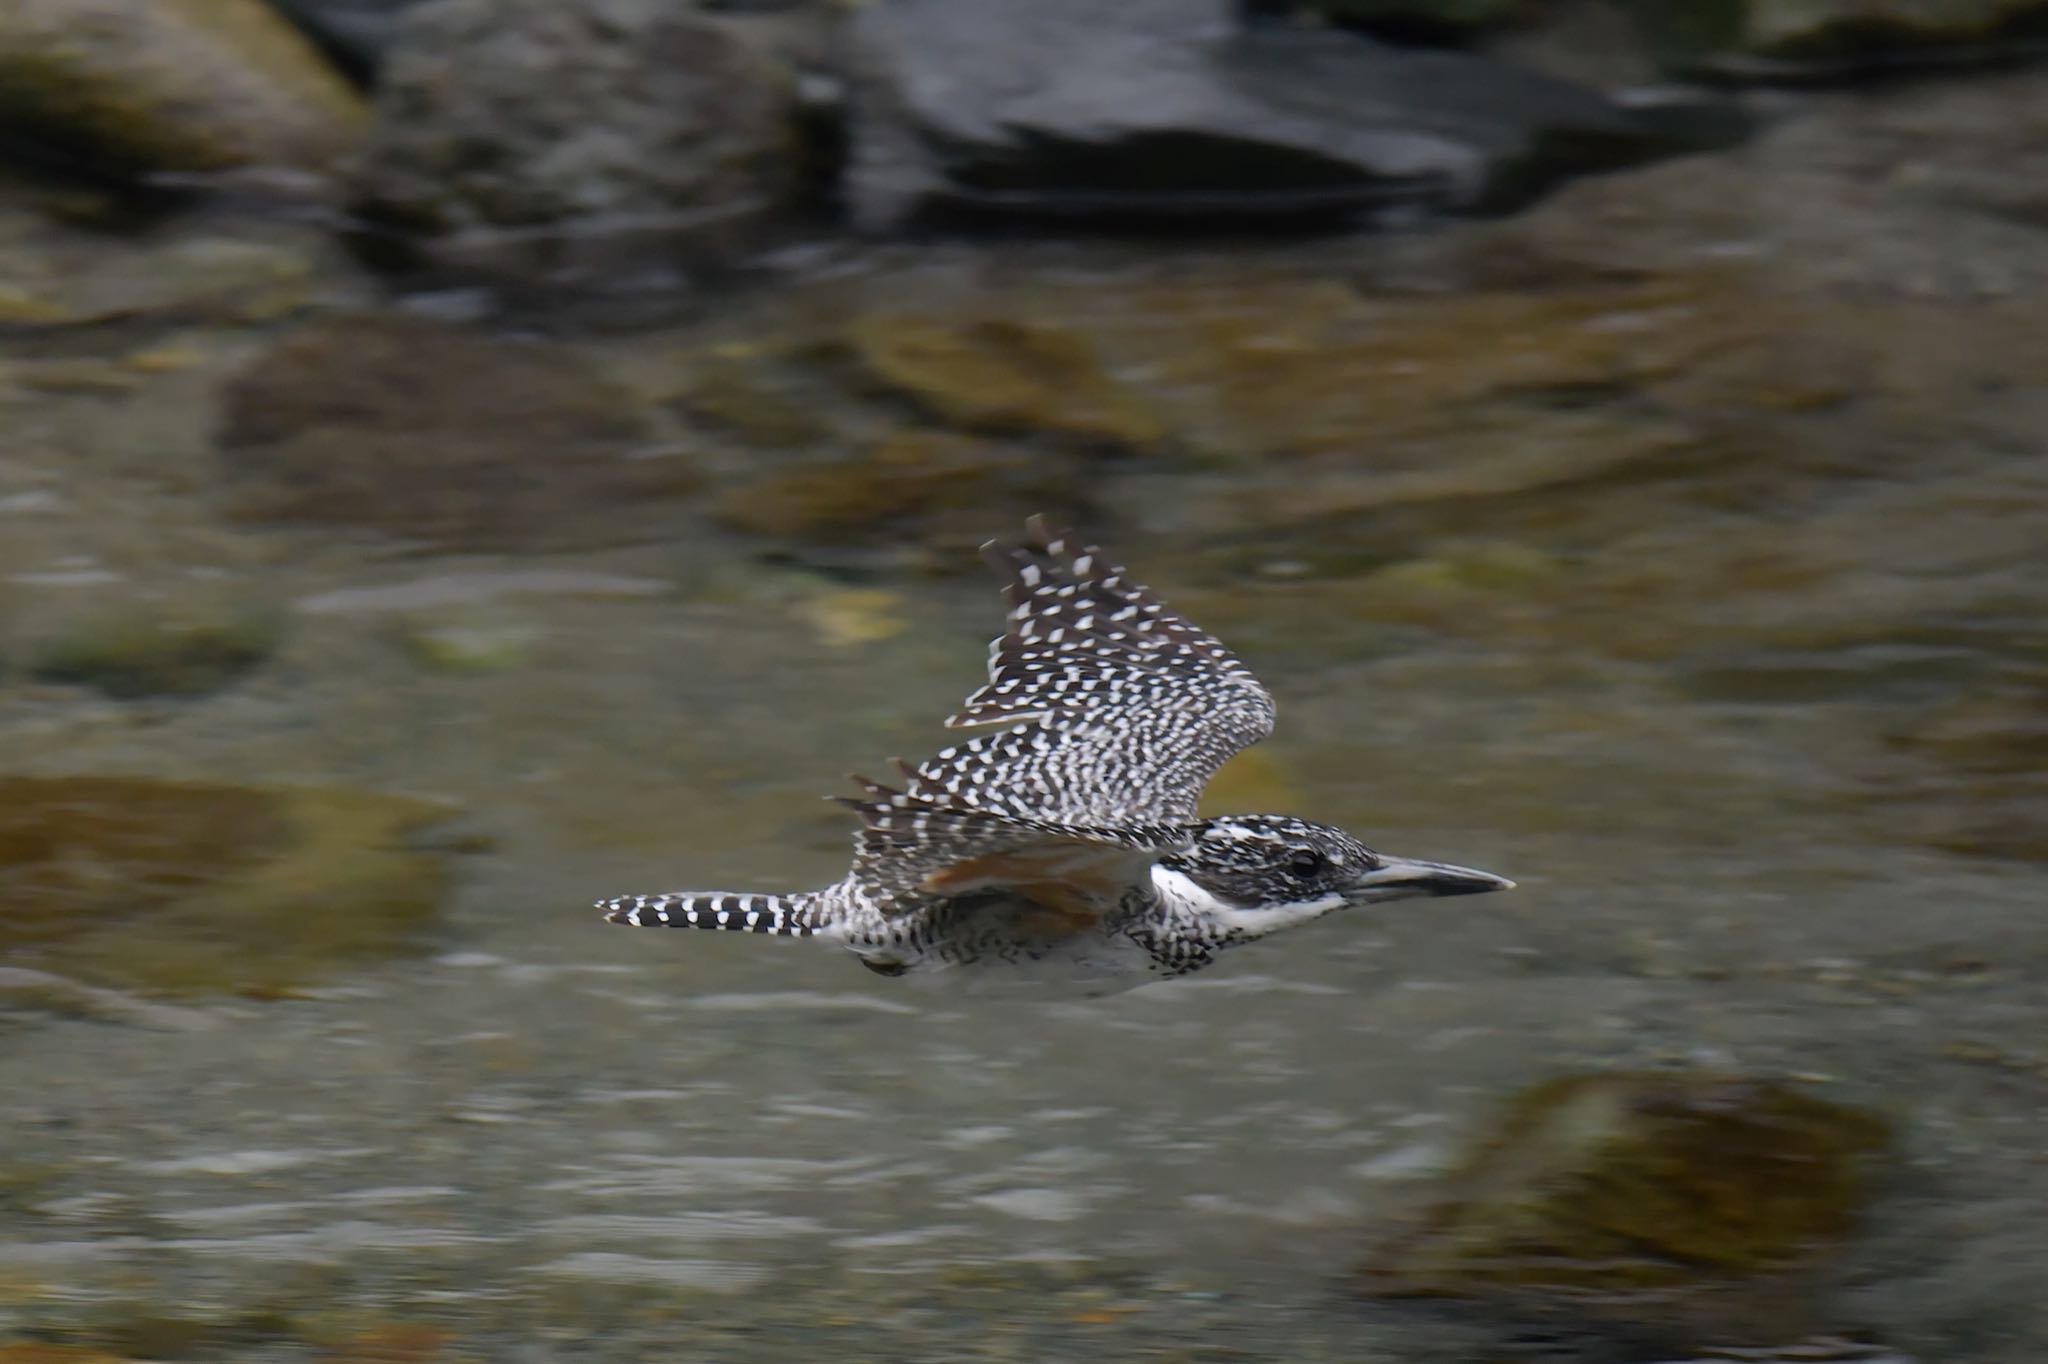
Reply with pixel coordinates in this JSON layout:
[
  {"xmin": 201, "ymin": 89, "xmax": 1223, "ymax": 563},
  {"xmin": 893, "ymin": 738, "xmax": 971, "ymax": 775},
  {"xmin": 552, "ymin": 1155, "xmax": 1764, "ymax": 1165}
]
[
  {"xmin": 0, "ymin": 235, "xmax": 317, "ymax": 331},
  {"xmin": 393, "ymin": 616, "xmax": 544, "ymax": 675},
  {"xmin": 1362, "ymin": 1071, "xmax": 1891, "ymax": 1338},
  {"xmin": 844, "ymin": 0, "xmax": 1736, "ymax": 229},
  {"xmin": 712, "ymin": 430, "xmax": 1077, "ymax": 547},
  {"xmin": 1875, "ymin": 680, "xmax": 2048, "ymax": 862},
  {"xmin": 844, "ymin": 313, "xmax": 1165, "ymax": 451},
  {"xmin": 672, "ymin": 346, "xmax": 842, "ymax": 450},
  {"xmin": 217, "ymin": 312, "xmax": 691, "ymax": 549},
  {"xmin": 0, "ymin": 1346, "xmax": 138, "ymax": 1364},
  {"xmin": 0, "ymin": 775, "xmax": 456, "ymax": 996},
  {"xmin": 356, "ymin": 0, "xmax": 808, "ymax": 276},
  {"xmin": 28, "ymin": 600, "xmax": 280, "ymax": 699},
  {"xmin": 0, "ymin": 0, "xmax": 366, "ymax": 180}
]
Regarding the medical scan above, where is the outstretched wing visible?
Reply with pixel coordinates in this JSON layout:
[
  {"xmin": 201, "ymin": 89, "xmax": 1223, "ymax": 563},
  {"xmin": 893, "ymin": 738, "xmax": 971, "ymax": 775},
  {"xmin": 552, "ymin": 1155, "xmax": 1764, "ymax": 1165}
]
[
  {"xmin": 902, "ymin": 517, "xmax": 1275, "ymax": 826},
  {"xmin": 840, "ymin": 776, "xmax": 1192, "ymax": 920}
]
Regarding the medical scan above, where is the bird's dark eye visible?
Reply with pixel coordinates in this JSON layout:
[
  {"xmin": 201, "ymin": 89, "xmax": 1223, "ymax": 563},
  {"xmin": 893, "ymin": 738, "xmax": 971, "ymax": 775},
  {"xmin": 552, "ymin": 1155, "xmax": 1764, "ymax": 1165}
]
[{"xmin": 1287, "ymin": 849, "xmax": 1326, "ymax": 878}]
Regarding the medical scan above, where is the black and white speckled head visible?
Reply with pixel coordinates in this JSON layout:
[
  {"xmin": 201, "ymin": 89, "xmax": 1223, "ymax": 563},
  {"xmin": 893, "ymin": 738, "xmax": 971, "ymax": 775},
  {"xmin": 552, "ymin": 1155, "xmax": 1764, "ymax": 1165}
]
[{"xmin": 1157, "ymin": 814, "xmax": 1511, "ymax": 940}]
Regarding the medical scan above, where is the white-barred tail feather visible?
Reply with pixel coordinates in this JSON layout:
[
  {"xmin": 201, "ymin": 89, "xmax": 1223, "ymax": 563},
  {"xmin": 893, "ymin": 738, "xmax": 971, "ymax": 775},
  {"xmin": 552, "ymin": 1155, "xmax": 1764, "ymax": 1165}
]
[{"xmin": 600, "ymin": 891, "xmax": 821, "ymax": 935}]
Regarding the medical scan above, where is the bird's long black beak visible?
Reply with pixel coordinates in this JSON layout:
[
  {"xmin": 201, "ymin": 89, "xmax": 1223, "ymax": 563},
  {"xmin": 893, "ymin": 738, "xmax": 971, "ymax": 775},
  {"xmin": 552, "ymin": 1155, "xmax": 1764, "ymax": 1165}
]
[{"xmin": 1348, "ymin": 855, "xmax": 1514, "ymax": 901}]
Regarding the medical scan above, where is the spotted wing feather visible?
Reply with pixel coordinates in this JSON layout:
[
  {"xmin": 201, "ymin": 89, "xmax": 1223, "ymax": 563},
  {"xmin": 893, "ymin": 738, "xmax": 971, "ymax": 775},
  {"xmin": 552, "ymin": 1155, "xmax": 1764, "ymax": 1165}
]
[
  {"xmin": 907, "ymin": 517, "xmax": 1275, "ymax": 826},
  {"xmin": 839, "ymin": 776, "xmax": 1190, "ymax": 916}
]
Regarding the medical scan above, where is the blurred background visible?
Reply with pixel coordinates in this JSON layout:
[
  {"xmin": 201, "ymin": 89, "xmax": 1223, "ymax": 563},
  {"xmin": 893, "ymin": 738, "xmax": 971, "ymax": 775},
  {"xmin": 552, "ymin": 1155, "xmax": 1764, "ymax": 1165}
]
[{"xmin": 1, "ymin": 1, "xmax": 2045, "ymax": 1361}]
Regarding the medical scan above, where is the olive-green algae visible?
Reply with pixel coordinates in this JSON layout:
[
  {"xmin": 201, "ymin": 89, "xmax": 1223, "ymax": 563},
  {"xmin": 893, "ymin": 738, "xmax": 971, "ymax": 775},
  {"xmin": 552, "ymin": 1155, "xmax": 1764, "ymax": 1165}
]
[{"xmin": 0, "ymin": 776, "xmax": 456, "ymax": 996}]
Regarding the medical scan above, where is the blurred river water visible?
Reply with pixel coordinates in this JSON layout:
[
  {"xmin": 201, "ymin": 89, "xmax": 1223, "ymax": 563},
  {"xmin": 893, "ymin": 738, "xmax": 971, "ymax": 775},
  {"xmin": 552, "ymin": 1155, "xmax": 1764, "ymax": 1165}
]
[{"xmin": 2, "ymin": 52, "xmax": 2047, "ymax": 1364}]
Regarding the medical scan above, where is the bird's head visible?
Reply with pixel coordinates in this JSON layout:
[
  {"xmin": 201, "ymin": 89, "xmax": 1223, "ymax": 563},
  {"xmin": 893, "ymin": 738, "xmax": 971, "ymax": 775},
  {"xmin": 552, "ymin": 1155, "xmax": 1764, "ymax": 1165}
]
[{"xmin": 1160, "ymin": 814, "xmax": 1513, "ymax": 939}]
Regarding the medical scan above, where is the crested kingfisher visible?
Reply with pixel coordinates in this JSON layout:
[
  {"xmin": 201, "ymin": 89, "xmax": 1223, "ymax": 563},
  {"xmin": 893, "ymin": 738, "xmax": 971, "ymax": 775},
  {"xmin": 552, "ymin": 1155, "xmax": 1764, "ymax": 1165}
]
[{"xmin": 599, "ymin": 517, "xmax": 1511, "ymax": 995}]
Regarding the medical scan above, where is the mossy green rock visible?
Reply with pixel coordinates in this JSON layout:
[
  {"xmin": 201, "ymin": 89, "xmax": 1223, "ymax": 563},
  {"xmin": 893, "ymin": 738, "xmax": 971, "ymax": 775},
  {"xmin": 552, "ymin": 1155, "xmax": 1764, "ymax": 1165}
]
[
  {"xmin": 0, "ymin": 0, "xmax": 366, "ymax": 178},
  {"xmin": 1629, "ymin": 0, "xmax": 2048, "ymax": 75},
  {"xmin": 1364, "ymin": 1071, "xmax": 1890, "ymax": 1294},
  {"xmin": 0, "ymin": 776, "xmax": 455, "ymax": 996},
  {"xmin": 30, "ymin": 605, "xmax": 279, "ymax": 698}
]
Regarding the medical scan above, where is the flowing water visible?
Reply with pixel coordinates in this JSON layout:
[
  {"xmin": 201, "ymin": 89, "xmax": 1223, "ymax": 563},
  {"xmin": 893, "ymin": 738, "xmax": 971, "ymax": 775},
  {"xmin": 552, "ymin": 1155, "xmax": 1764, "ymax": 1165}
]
[{"xmin": 3, "ymin": 109, "xmax": 2047, "ymax": 1362}]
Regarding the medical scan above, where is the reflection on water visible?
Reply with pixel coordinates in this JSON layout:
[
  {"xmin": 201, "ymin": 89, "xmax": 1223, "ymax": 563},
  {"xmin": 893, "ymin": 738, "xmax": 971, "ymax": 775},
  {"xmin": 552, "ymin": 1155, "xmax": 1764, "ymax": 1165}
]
[{"xmin": 4, "ymin": 86, "xmax": 2048, "ymax": 1364}]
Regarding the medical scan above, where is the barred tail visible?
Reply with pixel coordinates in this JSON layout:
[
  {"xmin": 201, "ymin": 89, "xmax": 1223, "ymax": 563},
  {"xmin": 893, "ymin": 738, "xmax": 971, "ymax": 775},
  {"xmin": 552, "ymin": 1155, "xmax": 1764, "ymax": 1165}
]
[{"xmin": 600, "ymin": 891, "xmax": 822, "ymax": 936}]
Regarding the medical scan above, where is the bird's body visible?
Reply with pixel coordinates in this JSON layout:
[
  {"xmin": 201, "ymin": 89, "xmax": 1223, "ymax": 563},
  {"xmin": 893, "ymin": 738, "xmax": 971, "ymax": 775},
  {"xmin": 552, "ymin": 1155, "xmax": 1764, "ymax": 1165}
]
[
  {"xmin": 600, "ymin": 519, "xmax": 1510, "ymax": 997},
  {"xmin": 605, "ymin": 864, "xmax": 1260, "ymax": 995}
]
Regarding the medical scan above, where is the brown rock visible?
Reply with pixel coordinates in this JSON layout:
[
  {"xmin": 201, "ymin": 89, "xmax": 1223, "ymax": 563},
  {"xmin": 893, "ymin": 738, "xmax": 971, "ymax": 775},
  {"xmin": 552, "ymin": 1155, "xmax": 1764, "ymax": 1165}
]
[
  {"xmin": 1362, "ymin": 1071, "xmax": 1891, "ymax": 1339},
  {"xmin": 218, "ymin": 313, "xmax": 693, "ymax": 549},
  {"xmin": 844, "ymin": 313, "xmax": 1165, "ymax": 452},
  {"xmin": 28, "ymin": 598, "xmax": 280, "ymax": 698},
  {"xmin": 1875, "ymin": 680, "xmax": 2048, "ymax": 861},
  {"xmin": 0, "ymin": 0, "xmax": 365, "ymax": 179},
  {"xmin": 713, "ymin": 430, "xmax": 1076, "ymax": 546},
  {"xmin": 355, "ymin": 0, "xmax": 807, "ymax": 277}
]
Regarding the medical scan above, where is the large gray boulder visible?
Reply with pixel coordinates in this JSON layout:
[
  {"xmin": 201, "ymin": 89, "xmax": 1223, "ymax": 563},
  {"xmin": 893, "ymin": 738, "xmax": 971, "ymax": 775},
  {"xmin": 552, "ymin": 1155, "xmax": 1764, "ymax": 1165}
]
[
  {"xmin": 845, "ymin": 0, "xmax": 1739, "ymax": 229},
  {"xmin": 354, "ymin": 0, "xmax": 809, "ymax": 280}
]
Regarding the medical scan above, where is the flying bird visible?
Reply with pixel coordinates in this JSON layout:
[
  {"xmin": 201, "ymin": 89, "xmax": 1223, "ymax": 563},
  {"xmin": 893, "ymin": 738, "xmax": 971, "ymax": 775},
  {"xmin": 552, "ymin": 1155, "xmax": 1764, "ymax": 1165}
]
[{"xmin": 600, "ymin": 517, "xmax": 1511, "ymax": 995}]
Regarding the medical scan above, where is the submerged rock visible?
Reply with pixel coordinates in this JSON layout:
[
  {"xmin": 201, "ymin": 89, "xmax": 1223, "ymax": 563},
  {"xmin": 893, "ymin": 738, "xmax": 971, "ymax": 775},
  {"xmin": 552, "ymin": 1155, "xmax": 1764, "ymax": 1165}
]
[
  {"xmin": 672, "ymin": 346, "xmax": 842, "ymax": 451},
  {"xmin": 844, "ymin": 313, "xmax": 1164, "ymax": 450},
  {"xmin": 0, "ymin": 967, "xmax": 219, "ymax": 1031},
  {"xmin": 1876, "ymin": 679, "xmax": 2048, "ymax": 862},
  {"xmin": 0, "ymin": 1345, "xmax": 143, "ymax": 1364},
  {"xmin": 391, "ymin": 610, "xmax": 544, "ymax": 674},
  {"xmin": 1362, "ymin": 1071, "xmax": 1891, "ymax": 1339},
  {"xmin": 0, "ymin": 775, "xmax": 456, "ymax": 996},
  {"xmin": 1626, "ymin": 0, "xmax": 2048, "ymax": 78},
  {"xmin": 0, "ymin": 0, "xmax": 365, "ymax": 180},
  {"xmin": 712, "ymin": 430, "xmax": 1078, "ymax": 547},
  {"xmin": 844, "ymin": 0, "xmax": 1736, "ymax": 229},
  {"xmin": 356, "ymin": 0, "xmax": 808, "ymax": 280},
  {"xmin": 0, "ymin": 236, "xmax": 316, "ymax": 332},
  {"xmin": 218, "ymin": 313, "xmax": 691, "ymax": 549},
  {"xmin": 823, "ymin": 267, "xmax": 1728, "ymax": 477},
  {"xmin": 28, "ymin": 601, "xmax": 280, "ymax": 699},
  {"xmin": 795, "ymin": 587, "xmax": 911, "ymax": 649}
]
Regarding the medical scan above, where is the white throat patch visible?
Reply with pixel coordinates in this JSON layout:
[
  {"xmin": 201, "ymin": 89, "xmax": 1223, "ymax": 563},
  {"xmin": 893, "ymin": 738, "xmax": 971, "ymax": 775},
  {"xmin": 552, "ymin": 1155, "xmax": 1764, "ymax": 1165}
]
[{"xmin": 1149, "ymin": 866, "xmax": 1346, "ymax": 937}]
